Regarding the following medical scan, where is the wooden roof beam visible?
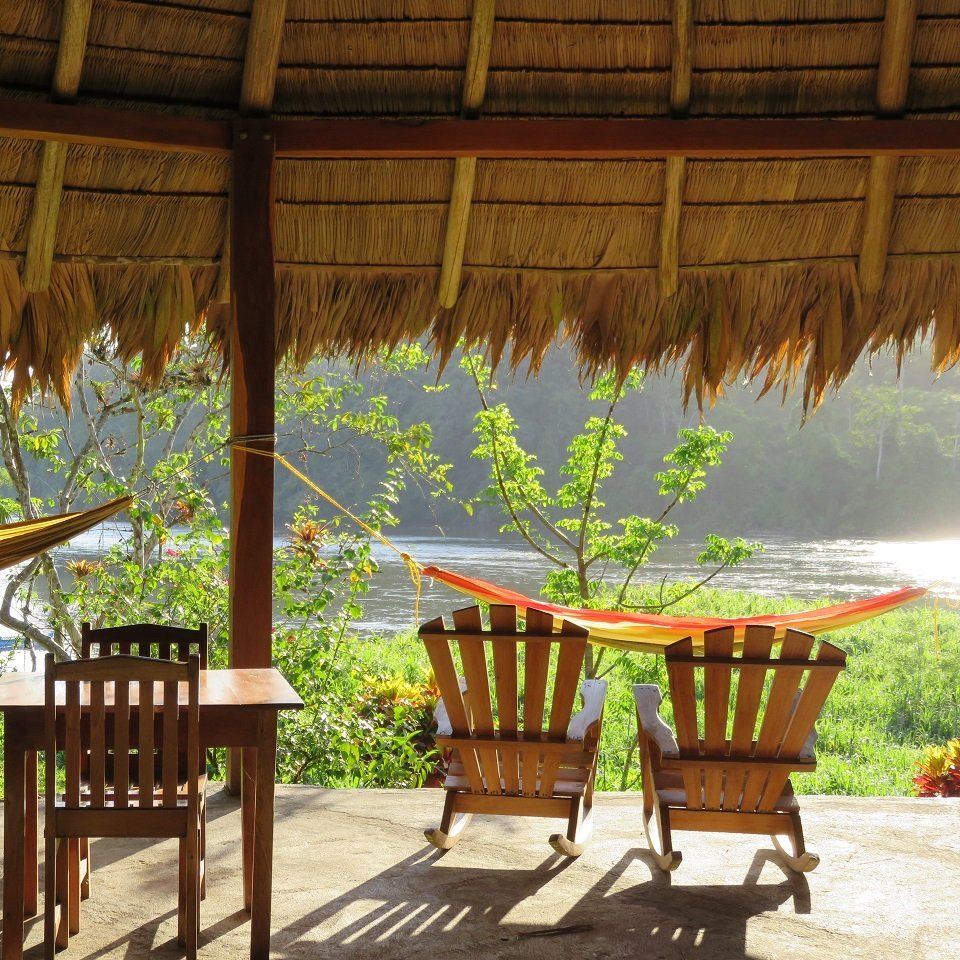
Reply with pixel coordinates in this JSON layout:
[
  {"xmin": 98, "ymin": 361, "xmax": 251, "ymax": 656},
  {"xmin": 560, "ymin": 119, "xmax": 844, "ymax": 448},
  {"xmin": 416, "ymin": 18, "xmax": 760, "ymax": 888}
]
[
  {"xmin": 4, "ymin": 102, "xmax": 960, "ymax": 158},
  {"xmin": 272, "ymin": 118, "xmax": 960, "ymax": 159},
  {"xmin": 660, "ymin": 0, "xmax": 693, "ymax": 299},
  {"xmin": 22, "ymin": 0, "xmax": 92, "ymax": 292},
  {"xmin": 437, "ymin": 0, "xmax": 496, "ymax": 309},
  {"xmin": 859, "ymin": 0, "xmax": 918, "ymax": 295}
]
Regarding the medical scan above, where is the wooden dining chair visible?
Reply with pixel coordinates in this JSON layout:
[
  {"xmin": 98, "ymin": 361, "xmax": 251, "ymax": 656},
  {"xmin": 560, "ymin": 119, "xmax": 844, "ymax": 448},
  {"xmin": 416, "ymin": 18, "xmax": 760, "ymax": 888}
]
[
  {"xmin": 634, "ymin": 625, "xmax": 847, "ymax": 873},
  {"xmin": 420, "ymin": 604, "xmax": 607, "ymax": 857},
  {"xmin": 44, "ymin": 654, "xmax": 206, "ymax": 959},
  {"xmin": 77, "ymin": 622, "xmax": 209, "ymax": 900},
  {"xmin": 81, "ymin": 622, "xmax": 208, "ymax": 667}
]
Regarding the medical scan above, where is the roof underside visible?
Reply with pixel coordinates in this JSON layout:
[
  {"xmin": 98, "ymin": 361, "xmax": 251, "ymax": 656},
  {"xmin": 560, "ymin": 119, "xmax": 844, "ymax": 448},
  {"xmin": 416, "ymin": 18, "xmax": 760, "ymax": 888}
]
[{"xmin": 1, "ymin": 1, "xmax": 960, "ymax": 409}]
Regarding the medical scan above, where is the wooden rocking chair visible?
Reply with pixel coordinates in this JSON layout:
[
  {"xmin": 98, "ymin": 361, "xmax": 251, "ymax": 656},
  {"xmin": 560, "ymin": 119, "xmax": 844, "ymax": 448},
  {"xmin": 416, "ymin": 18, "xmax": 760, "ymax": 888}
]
[
  {"xmin": 420, "ymin": 604, "xmax": 607, "ymax": 857},
  {"xmin": 634, "ymin": 625, "xmax": 846, "ymax": 873}
]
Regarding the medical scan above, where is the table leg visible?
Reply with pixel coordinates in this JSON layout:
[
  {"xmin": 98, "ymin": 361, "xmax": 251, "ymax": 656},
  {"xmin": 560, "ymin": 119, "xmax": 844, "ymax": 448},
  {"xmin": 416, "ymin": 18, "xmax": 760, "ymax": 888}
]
[
  {"xmin": 241, "ymin": 747, "xmax": 256, "ymax": 912},
  {"xmin": 23, "ymin": 751, "xmax": 38, "ymax": 918},
  {"xmin": 249, "ymin": 711, "xmax": 277, "ymax": 960},
  {"xmin": 3, "ymin": 721, "xmax": 26, "ymax": 960}
]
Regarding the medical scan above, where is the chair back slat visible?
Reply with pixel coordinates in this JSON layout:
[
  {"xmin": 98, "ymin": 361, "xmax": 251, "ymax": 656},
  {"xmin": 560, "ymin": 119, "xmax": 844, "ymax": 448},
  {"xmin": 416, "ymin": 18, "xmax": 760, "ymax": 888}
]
[
  {"xmin": 703, "ymin": 627, "xmax": 735, "ymax": 808},
  {"xmin": 664, "ymin": 637, "xmax": 703, "ymax": 806},
  {"xmin": 489, "ymin": 605, "xmax": 520, "ymax": 793},
  {"xmin": 162, "ymin": 679, "xmax": 180, "ymax": 807},
  {"xmin": 779, "ymin": 640, "xmax": 847, "ymax": 756},
  {"xmin": 754, "ymin": 629, "xmax": 814, "ymax": 757},
  {"xmin": 420, "ymin": 604, "xmax": 592, "ymax": 801},
  {"xmin": 81, "ymin": 622, "xmax": 208, "ymax": 668},
  {"xmin": 65, "ymin": 682, "xmax": 82, "ymax": 807},
  {"xmin": 729, "ymin": 625, "xmax": 775, "ymax": 753},
  {"xmin": 664, "ymin": 627, "xmax": 845, "ymax": 815},
  {"xmin": 89, "ymin": 681, "xmax": 106, "ymax": 806},
  {"xmin": 666, "ymin": 637, "xmax": 698, "ymax": 749},
  {"xmin": 452, "ymin": 605, "xmax": 500, "ymax": 793},
  {"xmin": 114, "ymin": 677, "xmax": 131, "ymax": 808},
  {"xmin": 420, "ymin": 619, "xmax": 485, "ymax": 794},
  {"xmin": 138, "ymin": 680, "xmax": 155, "ymax": 807}
]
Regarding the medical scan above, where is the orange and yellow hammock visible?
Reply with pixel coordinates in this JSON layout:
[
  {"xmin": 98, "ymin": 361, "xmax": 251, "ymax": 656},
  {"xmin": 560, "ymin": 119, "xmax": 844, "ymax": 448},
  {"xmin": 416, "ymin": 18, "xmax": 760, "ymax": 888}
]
[
  {"xmin": 236, "ymin": 447, "xmax": 931, "ymax": 654},
  {"xmin": 422, "ymin": 565, "xmax": 928, "ymax": 654}
]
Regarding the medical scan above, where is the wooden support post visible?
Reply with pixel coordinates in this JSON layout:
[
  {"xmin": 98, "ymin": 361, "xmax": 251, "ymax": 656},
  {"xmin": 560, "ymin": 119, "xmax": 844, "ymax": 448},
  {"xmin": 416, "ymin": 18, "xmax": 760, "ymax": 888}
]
[
  {"xmin": 859, "ymin": 0, "xmax": 918, "ymax": 295},
  {"xmin": 228, "ymin": 120, "xmax": 276, "ymax": 673}
]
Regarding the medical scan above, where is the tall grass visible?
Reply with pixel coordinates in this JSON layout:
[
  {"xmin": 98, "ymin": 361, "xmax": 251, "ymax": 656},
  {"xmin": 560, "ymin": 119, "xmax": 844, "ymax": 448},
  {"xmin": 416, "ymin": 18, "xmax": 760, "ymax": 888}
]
[{"xmin": 362, "ymin": 592, "xmax": 959, "ymax": 796}]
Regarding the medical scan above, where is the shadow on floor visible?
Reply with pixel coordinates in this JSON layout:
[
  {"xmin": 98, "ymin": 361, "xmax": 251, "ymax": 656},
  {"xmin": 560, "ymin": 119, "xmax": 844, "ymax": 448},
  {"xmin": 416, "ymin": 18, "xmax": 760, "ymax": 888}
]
[{"xmin": 268, "ymin": 844, "xmax": 810, "ymax": 959}]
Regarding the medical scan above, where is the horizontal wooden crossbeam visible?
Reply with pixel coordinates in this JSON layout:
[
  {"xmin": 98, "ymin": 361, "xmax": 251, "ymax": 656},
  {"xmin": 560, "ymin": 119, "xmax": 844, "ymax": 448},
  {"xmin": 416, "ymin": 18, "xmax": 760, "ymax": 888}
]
[{"xmin": 2, "ymin": 99, "xmax": 960, "ymax": 159}]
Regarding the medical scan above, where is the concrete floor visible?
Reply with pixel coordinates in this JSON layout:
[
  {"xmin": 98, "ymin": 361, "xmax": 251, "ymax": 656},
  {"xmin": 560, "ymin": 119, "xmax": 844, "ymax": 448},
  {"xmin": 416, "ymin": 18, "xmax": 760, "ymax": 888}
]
[{"xmin": 4, "ymin": 786, "xmax": 958, "ymax": 959}]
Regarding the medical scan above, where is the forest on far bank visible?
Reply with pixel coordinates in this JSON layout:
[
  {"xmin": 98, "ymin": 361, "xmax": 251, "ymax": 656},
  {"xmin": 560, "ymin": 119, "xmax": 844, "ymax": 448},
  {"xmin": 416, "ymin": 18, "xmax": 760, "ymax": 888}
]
[
  {"xmin": 12, "ymin": 340, "xmax": 959, "ymax": 542},
  {"xmin": 267, "ymin": 341, "xmax": 960, "ymax": 541}
]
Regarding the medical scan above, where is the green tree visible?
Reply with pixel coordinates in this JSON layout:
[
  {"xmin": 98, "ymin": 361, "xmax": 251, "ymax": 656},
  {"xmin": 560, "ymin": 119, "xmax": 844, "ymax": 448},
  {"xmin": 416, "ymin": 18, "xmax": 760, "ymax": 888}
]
[
  {"xmin": 460, "ymin": 353, "xmax": 760, "ymax": 677},
  {"xmin": 0, "ymin": 339, "xmax": 451, "ymax": 786}
]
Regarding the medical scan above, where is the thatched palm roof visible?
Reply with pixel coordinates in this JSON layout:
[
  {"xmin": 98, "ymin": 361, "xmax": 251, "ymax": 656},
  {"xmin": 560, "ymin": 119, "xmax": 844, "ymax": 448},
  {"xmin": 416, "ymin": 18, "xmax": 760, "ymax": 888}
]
[{"xmin": 1, "ymin": 1, "xmax": 960, "ymax": 408}]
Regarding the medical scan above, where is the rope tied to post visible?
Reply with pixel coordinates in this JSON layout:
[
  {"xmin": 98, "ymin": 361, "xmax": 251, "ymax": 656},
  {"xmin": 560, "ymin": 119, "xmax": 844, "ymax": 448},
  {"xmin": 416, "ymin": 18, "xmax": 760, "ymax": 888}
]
[{"xmin": 229, "ymin": 437, "xmax": 424, "ymax": 623}]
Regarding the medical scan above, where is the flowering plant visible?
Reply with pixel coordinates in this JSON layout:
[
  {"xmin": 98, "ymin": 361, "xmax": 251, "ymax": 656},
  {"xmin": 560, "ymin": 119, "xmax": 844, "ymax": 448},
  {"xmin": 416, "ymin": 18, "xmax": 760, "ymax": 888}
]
[{"xmin": 913, "ymin": 739, "xmax": 960, "ymax": 797}]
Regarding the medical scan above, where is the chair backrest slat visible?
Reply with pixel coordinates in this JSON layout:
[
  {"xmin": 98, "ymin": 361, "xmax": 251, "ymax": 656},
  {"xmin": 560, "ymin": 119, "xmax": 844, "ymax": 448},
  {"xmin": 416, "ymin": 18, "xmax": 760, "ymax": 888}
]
[
  {"xmin": 421, "ymin": 603, "xmax": 592, "ymax": 800},
  {"xmin": 754, "ymin": 629, "xmax": 814, "ymax": 758},
  {"xmin": 89, "ymin": 680, "xmax": 106, "ymax": 806},
  {"xmin": 779, "ymin": 639, "xmax": 846, "ymax": 756},
  {"xmin": 702, "ymin": 627, "xmax": 735, "ymax": 809},
  {"xmin": 666, "ymin": 637, "xmax": 698, "ymax": 751},
  {"xmin": 489, "ymin": 605, "xmax": 519, "ymax": 793},
  {"xmin": 162, "ymin": 679, "xmax": 179, "ymax": 807},
  {"xmin": 729, "ymin": 625, "xmax": 775, "ymax": 754},
  {"xmin": 65, "ymin": 681, "xmax": 81, "ymax": 807},
  {"xmin": 114, "ymin": 676, "xmax": 130, "ymax": 807},
  {"xmin": 138, "ymin": 679, "xmax": 155, "ymax": 807}
]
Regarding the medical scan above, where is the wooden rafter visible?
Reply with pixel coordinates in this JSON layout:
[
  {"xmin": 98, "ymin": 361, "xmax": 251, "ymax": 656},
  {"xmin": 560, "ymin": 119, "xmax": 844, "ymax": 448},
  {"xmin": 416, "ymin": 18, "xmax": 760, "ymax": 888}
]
[
  {"xmin": 240, "ymin": 0, "xmax": 288, "ymax": 116},
  {"xmin": 4, "ymin": 101, "xmax": 960, "ymax": 159},
  {"xmin": 437, "ymin": 0, "xmax": 496, "ymax": 309},
  {"xmin": 660, "ymin": 0, "xmax": 693, "ymax": 299},
  {"xmin": 859, "ymin": 0, "xmax": 918, "ymax": 295},
  {"xmin": 22, "ymin": 0, "xmax": 92, "ymax": 292},
  {"xmin": 219, "ymin": 0, "xmax": 288, "ymax": 304}
]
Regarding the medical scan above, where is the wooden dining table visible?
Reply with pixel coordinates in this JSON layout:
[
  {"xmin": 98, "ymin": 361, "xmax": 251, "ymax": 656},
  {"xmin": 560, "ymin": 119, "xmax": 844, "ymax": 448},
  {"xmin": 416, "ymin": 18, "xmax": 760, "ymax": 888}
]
[{"xmin": 0, "ymin": 667, "xmax": 303, "ymax": 960}]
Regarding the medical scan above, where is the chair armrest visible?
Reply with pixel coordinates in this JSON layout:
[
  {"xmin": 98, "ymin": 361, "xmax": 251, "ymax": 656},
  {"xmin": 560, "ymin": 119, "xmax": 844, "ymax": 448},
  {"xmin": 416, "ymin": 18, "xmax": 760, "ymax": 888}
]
[
  {"xmin": 567, "ymin": 678, "xmax": 608, "ymax": 741},
  {"xmin": 433, "ymin": 676, "xmax": 468, "ymax": 737},
  {"xmin": 633, "ymin": 684, "xmax": 679, "ymax": 758}
]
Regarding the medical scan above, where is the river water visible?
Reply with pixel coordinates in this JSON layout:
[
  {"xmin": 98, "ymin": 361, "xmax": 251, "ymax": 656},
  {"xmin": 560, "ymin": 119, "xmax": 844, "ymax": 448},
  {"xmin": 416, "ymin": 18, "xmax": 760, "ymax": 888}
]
[{"xmin": 10, "ymin": 528, "xmax": 960, "ymax": 641}]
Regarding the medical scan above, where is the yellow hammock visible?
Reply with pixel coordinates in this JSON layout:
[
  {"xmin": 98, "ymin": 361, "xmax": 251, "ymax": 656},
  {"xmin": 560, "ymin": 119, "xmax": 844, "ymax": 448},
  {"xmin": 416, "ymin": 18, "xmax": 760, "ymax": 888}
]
[{"xmin": 0, "ymin": 497, "xmax": 133, "ymax": 570}]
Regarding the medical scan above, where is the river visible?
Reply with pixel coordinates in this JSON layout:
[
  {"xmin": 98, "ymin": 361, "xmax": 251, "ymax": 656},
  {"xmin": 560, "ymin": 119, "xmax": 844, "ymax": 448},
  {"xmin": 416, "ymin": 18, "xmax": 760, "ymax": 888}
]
[{"xmin": 8, "ymin": 528, "xmax": 959, "ymax": 641}]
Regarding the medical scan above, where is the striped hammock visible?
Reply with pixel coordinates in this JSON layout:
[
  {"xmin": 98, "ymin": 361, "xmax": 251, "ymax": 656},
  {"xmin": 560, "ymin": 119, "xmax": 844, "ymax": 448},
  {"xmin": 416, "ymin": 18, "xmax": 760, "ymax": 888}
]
[
  {"xmin": 423, "ymin": 565, "xmax": 928, "ymax": 653},
  {"xmin": 0, "ymin": 497, "xmax": 132, "ymax": 571}
]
